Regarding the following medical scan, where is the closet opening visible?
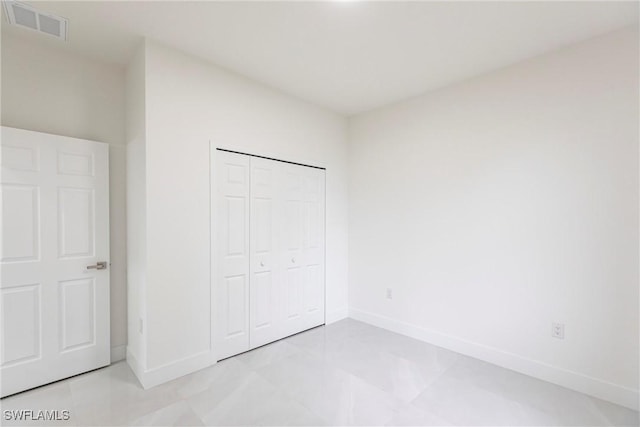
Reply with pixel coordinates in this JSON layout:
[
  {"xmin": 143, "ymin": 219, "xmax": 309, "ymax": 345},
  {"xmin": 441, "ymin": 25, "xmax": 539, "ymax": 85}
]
[{"xmin": 211, "ymin": 148, "xmax": 326, "ymax": 361}]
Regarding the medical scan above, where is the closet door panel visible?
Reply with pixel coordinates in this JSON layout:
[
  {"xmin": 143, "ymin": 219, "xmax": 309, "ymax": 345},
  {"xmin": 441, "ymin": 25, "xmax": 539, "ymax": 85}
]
[
  {"xmin": 304, "ymin": 263, "xmax": 322, "ymax": 316},
  {"xmin": 215, "ymin": 152, "xmax": 250, "ymax": 360},
  {"xmin": 249, "ymin": 158, "xmax": 281, "ymax": 348},
  {"xmin": 281, "ymin": 164, "xmax": 325, "ymax": 337},
  {"xmin": 281, "ymin": 165, "xmax": 304, "ymax": 336},
  {"xmin": 301, "ymin": 167, "xmax": 325, "ymax": 330},
  {"xmin": 284, "ymin": 262, "xmax": 303, "ymax": 321}
]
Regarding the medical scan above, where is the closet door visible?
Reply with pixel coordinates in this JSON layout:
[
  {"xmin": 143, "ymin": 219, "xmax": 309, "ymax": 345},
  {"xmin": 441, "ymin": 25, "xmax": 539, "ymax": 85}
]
[
  {"xmin": 249, "ymin": 158, "xmax": 281, "ymax": 348},
  {"xmin": 213, "ymin": 149, "xmax": 326, "ymax": 360},
  {"xmin": 281, "ymin": 164, "xmax": 325, "ymax": 336},
  {"xmin": 214, "ymin": 151, "xmax": 250, "ymax": 360}
]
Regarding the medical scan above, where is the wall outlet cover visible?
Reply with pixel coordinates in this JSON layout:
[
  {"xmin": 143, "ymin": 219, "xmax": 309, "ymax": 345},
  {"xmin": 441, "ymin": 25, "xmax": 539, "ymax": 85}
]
[{"xmin": 552, "ymin": 322, "xmax": 564, "ymax": 339}]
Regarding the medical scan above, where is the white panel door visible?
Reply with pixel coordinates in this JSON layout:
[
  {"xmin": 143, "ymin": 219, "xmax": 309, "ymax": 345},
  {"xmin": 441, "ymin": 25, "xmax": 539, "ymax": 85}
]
[
  {"xmin": 1, "ymin": 126, "xmax": 110, "ymax": 397},
  {"xmin": 249, "ymin": 157, "xmax": 281, "ymax": 348},
  {"xmin": 300, "ymin": 166, "xmax": 326, "ymax": 330},
  {"xmin": 281, "ymin": 164, "xmax": 325, "ymax": 336},
  {"xmin": 214, "ymin": 151, "xmax": 250, "ymax": 360}
]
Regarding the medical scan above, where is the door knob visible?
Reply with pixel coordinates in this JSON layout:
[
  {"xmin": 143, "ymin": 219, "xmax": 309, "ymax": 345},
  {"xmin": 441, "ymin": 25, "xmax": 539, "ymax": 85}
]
[
  {"xmin": 87, "ymin": 261, "xmax": 107, "ymax": 270},
  {"xmin": 291, "ymin": 258, "xmax": 296, "ymax": 264},
  {"xmin": 260, "ymin": 261, "xmax": 265, "ymax": 267}
]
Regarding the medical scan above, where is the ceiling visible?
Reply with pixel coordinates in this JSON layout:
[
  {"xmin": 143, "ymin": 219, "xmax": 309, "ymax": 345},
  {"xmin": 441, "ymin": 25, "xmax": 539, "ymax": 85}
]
[{"xmin": 2, "ymin": 1, "xmax": 638, "ymax": 115}]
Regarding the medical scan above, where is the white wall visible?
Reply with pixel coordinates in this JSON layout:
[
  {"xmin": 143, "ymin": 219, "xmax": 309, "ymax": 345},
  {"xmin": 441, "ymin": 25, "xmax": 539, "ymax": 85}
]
[
  {"xmin": 348, "ymin": 26, "xmax": 639, "ymax": 409},
  {"xmin": 131, "ymin": 40, "xmax": 348, "ymax": 379},
  {"xmin": 1, "ymin": 33, "xmax": 128, "ymax": 360},
  {"xmin": 125, "ymin": 44, "xmax": 147, "ymax": 368}
]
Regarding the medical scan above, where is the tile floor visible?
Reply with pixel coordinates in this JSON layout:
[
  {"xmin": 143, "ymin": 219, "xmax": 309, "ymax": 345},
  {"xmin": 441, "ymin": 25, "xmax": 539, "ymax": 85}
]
[{"xmin": 1, "ymin": 319, "xmax": 638, "ymax": 426}]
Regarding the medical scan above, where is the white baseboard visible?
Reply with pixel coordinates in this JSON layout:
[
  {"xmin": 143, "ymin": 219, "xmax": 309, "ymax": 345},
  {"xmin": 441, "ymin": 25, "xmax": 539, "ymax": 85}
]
[
  {"xmin": 121, "ymin": 306, "xmax": 349, "ymax": 390},
  {"xmin": 349, "ymin": 307, "xmax": 639, "ymax": 411},
  {"xmin": 110, "ymin": 345, "xmax": 126, "ymax": 363},
  {"xmin": 126, "ymin": 347, "xmax": 212, "ymax": 390},
  {"xmin": 326, "ymin": 307, "xmax": 349, "ymax": 324},
  {"xmin": 126, "ymin": 347, "xmax": 144, "ymax": 387}
]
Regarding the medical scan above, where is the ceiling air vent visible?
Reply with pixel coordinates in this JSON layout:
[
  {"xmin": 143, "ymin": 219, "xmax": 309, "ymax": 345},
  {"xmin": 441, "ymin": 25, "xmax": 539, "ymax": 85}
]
[{"xmin": 3, "ymin": 1, "xmax": 67, "ymax": 41}]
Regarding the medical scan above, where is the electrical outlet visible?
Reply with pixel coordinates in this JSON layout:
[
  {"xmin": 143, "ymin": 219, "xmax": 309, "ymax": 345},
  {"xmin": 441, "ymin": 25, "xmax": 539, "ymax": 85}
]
[
  {"xmin": 386, "ymin": 288, "xmax": 393, "ymax": 300},
  {"xmin": 552, "ymin": 322, "xmax": 564, "ymax": 339}
]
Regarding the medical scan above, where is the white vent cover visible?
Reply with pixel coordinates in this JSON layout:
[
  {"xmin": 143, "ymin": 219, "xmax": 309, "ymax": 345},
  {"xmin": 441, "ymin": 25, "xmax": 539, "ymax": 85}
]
[{"xmin": 3, "ymin": 1, "xmax": 67, "ymax": 41}]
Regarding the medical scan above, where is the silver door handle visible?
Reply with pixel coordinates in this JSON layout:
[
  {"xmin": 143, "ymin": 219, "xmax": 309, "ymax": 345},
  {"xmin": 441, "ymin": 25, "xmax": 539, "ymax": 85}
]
[
  {"xmin": 291, "ymin": 258, "xmax": 296, "ymax": 264},
  {"xmin": 260, "ymin": 261, "xmax": 265, "ymax": 267},
  {"xmin": 87, "ymin": 261, "xmax": 107, "ymax": 270}
]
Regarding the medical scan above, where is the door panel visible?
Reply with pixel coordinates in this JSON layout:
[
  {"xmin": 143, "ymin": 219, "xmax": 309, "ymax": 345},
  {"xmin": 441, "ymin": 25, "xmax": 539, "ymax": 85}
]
[
  {"xmin": 2, "ymin": 144, "xmax": 39, "ymax": 172},
  {"xmin": 249, "ymin": 157, "xmax": 281, "ymax": 348},
  {"xmin": 285, "ymin": 200, "xmax": 302, "ymax": 250},
  {"xmin": 253, "ymin": 198, "xmax": 272, "ymax": 254},
  {"xmin": 1, "ymin": 185, "xmax": 39, "ymax": 262},
  {"xmin": 57, "ymin": 151, "xmax": 94, "ymax": 177},
  {"xmin": 281, "ymin": 164, "xmax": 325, "ymax": 336},
  {"xmin": 252, "ymin": 272, "xmax": 273, "ymax": 329},
  {"xmin": 305, "ymin": 201, "xmax": 320, "ymax": 249},
  {"xmin": 1, "ymin": 126, "xmax": 110, "ymax": 397},
  {"xmin": 1, "ymin": 284, "xmax": 40, "ymax": 366},
  {"xmin": 225, "ymin": 275, "xmax": 247, "ymax": 338},
  {"xmin": 214, "ymin": 152, "xmax": 250, "ymax": 360},
  {"xmin": 59, "ymin": 278, "xmax": 95, "ymax": 351},
  {"xmin": 301, "ymin": 167, "xmax": 325, "ymax": 331},
  {"xmin": 305, "ymin": 264, "xmax": 322, "ymax": 314},
  {"xmin": 285, "ymin": 266, "xmax": 302, "ymax": 320},
  {"xmin": 225, "ymin": 196, "xmax": 246, "ymax": 256},
  {"xmin": 58, "ymin": 188, "xmax": 95, "ymax": 258}
]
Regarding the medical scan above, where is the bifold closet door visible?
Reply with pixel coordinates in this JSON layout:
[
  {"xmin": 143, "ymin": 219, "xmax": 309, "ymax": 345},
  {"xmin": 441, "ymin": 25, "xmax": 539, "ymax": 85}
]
[
  {"xmin": 214, "ymin": 151, "xmax": 250, "ymax": 360},
  {"xmin": 281, "ymin": 164, "xmax": 325, "ymax": 337},
  {"xmin": 214, "ymin": 150, "xmax": 325, "ymax": 361}
]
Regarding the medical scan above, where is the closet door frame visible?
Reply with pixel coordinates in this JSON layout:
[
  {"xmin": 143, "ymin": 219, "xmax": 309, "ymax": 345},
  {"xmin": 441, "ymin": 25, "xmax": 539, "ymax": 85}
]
[{"xmin": 210, "ymin": 146, "xmax": 326, "ymax": 362}]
